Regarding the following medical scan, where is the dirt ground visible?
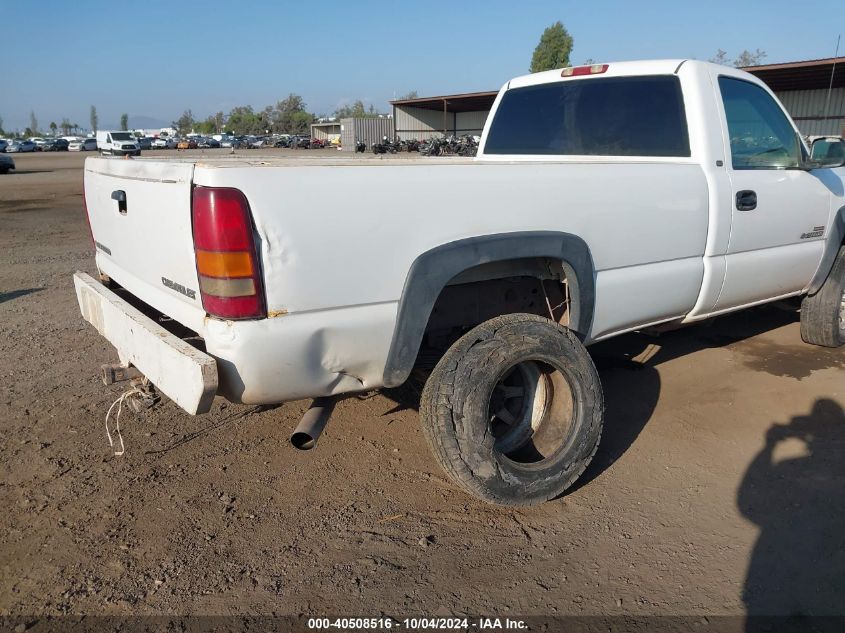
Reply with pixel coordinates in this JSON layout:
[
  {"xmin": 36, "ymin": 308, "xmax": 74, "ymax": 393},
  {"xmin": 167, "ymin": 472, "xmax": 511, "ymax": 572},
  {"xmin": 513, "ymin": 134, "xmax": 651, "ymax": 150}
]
[{"xmin": 1, "ymin": 151, "xmax": 843, "ymax": 624}]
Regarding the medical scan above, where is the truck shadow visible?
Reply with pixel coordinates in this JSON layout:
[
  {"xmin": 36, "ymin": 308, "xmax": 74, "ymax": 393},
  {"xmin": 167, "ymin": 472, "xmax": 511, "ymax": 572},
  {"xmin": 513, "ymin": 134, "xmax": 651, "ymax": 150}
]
[
  {"xmin": 0, "ymin": 287, "xmax": 44, "ymax": 304},
  {"xmin": 739, "ymin": 399, "xmax": 845, "ymax": 630},
  {"xmin": 575, "ymin": 305, "xmax": 802, "ymax": 489}
]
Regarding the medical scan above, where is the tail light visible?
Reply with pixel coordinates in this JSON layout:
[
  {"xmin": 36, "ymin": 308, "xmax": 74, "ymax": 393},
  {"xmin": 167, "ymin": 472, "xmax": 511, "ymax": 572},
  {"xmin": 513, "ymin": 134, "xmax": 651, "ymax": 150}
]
[
  {"xmin": 191, "ymin": 186, "xmax": 266, "ymax": 320},
  {"xmin": 561, "ymin": 64, "xmax": 609, "ymax": 77}
]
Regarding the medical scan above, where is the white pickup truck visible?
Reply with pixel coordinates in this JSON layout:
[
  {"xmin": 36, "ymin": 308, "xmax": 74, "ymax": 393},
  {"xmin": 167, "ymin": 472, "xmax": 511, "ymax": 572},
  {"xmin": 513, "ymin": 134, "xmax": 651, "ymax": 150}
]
[{"xmin": 75, "ymin": 60, "xmax": 845, "ymax": 505}]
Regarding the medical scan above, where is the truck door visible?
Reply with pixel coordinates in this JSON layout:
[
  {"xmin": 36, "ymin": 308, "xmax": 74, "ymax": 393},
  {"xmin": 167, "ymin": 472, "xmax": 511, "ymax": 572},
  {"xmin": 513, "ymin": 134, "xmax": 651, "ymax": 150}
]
[{"xmin": 712, "ymin": 74, "xmax": 830, "ymax": 311}]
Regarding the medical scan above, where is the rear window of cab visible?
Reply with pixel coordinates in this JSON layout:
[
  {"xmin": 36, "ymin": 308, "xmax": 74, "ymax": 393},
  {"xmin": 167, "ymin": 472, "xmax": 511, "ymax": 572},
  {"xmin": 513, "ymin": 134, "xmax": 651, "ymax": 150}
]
[{"xmin": 484, "ymin": 75, "xmax": 690, "ymax": 157}]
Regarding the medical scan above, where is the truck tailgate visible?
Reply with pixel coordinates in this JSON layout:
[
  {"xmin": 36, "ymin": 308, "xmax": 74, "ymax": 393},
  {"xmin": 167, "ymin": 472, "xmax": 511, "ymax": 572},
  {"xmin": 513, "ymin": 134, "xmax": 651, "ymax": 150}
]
[{"xmin": 84, "ymin": 157, "xmax": 206, "ymax": 331}]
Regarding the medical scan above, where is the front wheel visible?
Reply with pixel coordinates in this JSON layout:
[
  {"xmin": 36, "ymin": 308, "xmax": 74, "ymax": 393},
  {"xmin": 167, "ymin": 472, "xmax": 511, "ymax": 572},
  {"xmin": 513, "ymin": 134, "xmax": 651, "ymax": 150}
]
[
  {"xmin": 801, "ymin": 245, "xmax": 845, "ymax": 347},
  {"xmin": 420, "ymin": 313, "xmax": 604, "ymax": 505}
]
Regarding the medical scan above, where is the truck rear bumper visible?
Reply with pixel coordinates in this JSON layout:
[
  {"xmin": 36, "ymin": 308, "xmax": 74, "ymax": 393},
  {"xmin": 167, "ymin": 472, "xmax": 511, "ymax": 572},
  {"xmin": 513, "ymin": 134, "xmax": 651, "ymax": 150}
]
[{"xmin": 73, "ymin": 272, "xmax": 218, "ymax": 414}]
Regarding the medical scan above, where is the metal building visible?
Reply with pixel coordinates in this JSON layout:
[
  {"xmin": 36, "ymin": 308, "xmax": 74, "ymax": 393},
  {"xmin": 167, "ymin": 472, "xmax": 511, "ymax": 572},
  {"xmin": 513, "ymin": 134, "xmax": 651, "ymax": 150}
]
[
  {"xmin": 311, "ymin": 121, "xmax": 341, "ymax": 143},
  {"xmin": 338, "ymin": 117, "xmax": 394, "ymax": 151},
  {"xmin": 391, "ymin": 92, "xmax": 498, "ymax": 141},
  {"xmin": 388, "ymin": 57, "xmax": 844, "ymax": 144},
  {"xmin": 743, "ymin": 57, "xmax": 845, "ymax": 137}
]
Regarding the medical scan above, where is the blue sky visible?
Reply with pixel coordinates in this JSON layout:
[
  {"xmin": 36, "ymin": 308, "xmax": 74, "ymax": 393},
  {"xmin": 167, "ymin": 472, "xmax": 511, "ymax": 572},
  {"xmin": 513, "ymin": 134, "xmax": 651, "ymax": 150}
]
[{"xmin": 1, "ymin": 0, "xmax": 843, "ymax": 131}]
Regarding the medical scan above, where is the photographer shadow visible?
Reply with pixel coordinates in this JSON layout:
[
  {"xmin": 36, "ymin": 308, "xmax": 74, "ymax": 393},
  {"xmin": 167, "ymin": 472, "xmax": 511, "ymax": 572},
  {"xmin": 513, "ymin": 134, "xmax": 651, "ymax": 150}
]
[{"xmin": 739, "ymin": 399, "xmax": 845, "ymax": 630}]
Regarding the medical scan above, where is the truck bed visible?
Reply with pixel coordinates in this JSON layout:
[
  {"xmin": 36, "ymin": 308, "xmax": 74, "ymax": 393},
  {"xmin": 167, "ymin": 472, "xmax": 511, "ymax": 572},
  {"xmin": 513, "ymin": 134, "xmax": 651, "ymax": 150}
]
[{"xmin": 122, "ymin": 154, "xmax": 479, "ymax": 168}]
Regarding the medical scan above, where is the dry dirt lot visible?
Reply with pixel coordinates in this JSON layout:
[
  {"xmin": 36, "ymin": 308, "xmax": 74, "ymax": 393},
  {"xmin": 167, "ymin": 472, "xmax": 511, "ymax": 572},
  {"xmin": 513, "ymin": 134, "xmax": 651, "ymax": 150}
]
[{"xmin": 1, "ymin": 151, "xmax": 843, "ymax": 626}]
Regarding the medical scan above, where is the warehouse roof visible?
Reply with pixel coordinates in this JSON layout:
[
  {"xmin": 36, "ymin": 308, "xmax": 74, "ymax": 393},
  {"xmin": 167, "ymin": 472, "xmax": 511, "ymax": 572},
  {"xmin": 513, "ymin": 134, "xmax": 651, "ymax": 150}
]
[
  {"xmin": 390, "ymin": 91, "xmax": 499, "ymax": 112},
  {"xmin": 743, "ymin": 56, "xmax": 845, "ymax": 91},
  {"xmin": 392, "ymin": 58, "xmax": 845, "ymax": 114}
]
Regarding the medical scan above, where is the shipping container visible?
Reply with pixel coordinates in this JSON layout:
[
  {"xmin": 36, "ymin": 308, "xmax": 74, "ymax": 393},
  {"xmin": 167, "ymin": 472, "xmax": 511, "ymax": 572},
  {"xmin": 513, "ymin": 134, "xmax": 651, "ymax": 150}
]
[{"xmin": 339, "ymin": 117, "xmax": 394, "ymax": 151}]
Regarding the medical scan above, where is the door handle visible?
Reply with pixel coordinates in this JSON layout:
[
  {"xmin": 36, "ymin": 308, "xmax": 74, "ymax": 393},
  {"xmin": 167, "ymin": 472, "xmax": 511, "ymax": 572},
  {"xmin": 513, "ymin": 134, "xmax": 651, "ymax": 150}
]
[
  {"xmin": 111, "ymin": 190, "xmax": 127, "ymax": 214},
  {"xmin": 736, "ymin": 190, "xmax": 757, "ymax": 211}
]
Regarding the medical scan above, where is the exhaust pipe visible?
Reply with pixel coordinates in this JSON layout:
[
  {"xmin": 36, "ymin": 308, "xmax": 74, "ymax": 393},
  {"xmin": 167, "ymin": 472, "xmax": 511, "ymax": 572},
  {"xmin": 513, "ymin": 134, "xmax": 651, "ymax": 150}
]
[{"xmin": 290, "ymin": 397, "xmax": 337, "ymax": 450}]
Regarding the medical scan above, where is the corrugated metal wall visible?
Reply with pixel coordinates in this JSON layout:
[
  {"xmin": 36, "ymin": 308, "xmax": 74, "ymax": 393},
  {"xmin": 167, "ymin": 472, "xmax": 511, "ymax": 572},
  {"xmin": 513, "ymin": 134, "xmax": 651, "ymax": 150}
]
[
  {"xmin": 776, "ymin": 87, "xmax": 845, "ymax": 136},
  {"xmin": 455, "ymin": 110, "xmax": 489, "ymax": 137},
  {"xmin": 339, "ymin": 118, "xmax": 395, "ymax": 151},
  {"xmin": 394, "ymin": 106, "xmax": 444, "ymax": 140},
  {"xmin": 395, "ymin": 105, "xmax": 492, "ymax": 140}
]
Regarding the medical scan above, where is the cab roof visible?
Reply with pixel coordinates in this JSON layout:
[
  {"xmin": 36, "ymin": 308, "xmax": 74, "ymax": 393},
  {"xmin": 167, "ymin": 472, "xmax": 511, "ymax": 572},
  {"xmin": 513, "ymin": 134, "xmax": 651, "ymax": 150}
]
[{"xmin": 507, "ymin": 59, "xmax": 690, "ymax": 90}]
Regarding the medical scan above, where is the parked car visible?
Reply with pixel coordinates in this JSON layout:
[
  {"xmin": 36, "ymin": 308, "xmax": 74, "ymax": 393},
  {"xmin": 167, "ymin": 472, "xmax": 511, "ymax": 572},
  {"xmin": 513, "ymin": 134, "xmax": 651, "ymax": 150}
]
[
  {"xmin": 74, "ymin": 60, "xmax": 845, "ymax": 506},
  {"xmin": 29, "ymin": 137, "xmax": 48, "ymax": 150},
  {"xmin": 230, "ymin": 136, "xmax": 255, "ymax": 149},
  {"xmin": 6, "ymin": 140, "xmax": 36, "ymax": 153},
  {"xmin": 177, "ymin": 138, "xmax": 198, "ymax": 150},
  {"xmin": 137, "ymin": 137, "xmax": 153, "ymax": 150},
  {"xmin": 0, "ymin": 153, "xmax": 14, "ymax": 174},
  {"xmin": 197, "ymin": 137, "xmax": 220, "ymax": 148},
  {"xmin": 0, "ymin": 139, "xmax": 8, "ymax": 152},
  {"xmin": 68, "ymin": 138, "xmax": 97, "ymax": 152},
  {"xmin": 96, "ymin": 131, "xmax": 141, "ymax": 156},
  {"xmin": 40, "ymin": 139, "xmax": 69, "ymax": 152},
  {"xmin": 152, "ymin": 137, "xmax": 173, "ymax": 149}
]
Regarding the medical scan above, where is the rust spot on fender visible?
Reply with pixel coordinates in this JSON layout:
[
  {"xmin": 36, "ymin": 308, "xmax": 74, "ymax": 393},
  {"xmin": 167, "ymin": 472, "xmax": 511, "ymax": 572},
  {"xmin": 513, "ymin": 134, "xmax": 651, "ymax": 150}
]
[{"xmin": 267, "ymin": 309, "xmax": 289, "ymax": 318}]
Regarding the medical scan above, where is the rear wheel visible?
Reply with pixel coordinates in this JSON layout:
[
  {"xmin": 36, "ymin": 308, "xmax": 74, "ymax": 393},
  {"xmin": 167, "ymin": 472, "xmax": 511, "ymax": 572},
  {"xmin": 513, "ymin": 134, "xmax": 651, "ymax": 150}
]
[
  {"xmin": 800, "ymin": 245, "xmax": 845, "ymax": 347},
  {"xmin": 420, "ymin": 313, "xmax": 603, "ymax": 505}
]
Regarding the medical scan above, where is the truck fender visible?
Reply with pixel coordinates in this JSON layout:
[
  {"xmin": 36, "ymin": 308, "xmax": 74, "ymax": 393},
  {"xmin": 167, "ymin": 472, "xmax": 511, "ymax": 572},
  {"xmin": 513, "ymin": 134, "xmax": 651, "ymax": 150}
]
[
  {"xmin": 807, "ymin": 204, "xmax": 845, "ymax": 295},
  {"xmin": 382, "ymin": 231, "xmax": 596, "ymax": 388}
]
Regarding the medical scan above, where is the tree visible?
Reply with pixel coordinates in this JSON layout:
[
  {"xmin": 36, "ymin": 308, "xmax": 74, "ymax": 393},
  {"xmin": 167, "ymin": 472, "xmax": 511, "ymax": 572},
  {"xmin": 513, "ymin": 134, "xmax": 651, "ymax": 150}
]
[
  {"xmin": 60, "ymin": 119, "xmax": 71, "ymax": 136},
  {"xmin": 213, "ymin": 111, "xmax": 225, "ymax": 133},
  {"xmin": 29, "ymin": 111, "xmax": 39, "ymax": 135},
  {"xmin": 90, "ymin": 105, "xmax": 98, "ymax": 133},
  {"xmin": 120, "ymin": 113, "xmax": 129, "ymax": 131},
  {"xmin": 0, "ymin": 115, "xmax": 4, "ymax": 135},
  {"xmin": 194, "ymin": 117, "xmax": 217, "ymax": 135},
  {"xmin": 49, "ymin": 121, "xmax": 57, "ymax": 137},
  {"xmin": 225, "ymin": 106, "xmax": 259, "ymax": 135},
  {"xmin": 709, "ymin": 49, "xmax": 729, "ymax": 65},
  {"xmin": 398, "ymin": 90, "xmax": 418, "ymax": 100},
  {"xmin": 273, "ymin": 93, "xmax": 313, "ymax": 133},
  {"xmin": 734, "ymin": 48, "xmax": 767, "ymax": 67},
  {"xmin": 529, "ymin": 21, "xmax": 573, "ymax": 73},
  {"xmin": 173, "ymin": 109, "xmax": 195, "ymax": 135},
  {"xmin": 709, "ymin": 48, "xmax": 767, "ymax": 67},
  {"xmin": 333, "ymin": 99, "xmax": 381, "ymax": 119}
]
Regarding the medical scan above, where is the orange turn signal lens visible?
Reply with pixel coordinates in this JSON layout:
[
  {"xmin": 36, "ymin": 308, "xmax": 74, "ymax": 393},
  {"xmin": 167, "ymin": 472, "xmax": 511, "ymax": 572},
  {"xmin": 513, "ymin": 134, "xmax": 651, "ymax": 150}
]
[{"xmin": 195, "ymin": 250, "xmax": 254, "ymax": 278}]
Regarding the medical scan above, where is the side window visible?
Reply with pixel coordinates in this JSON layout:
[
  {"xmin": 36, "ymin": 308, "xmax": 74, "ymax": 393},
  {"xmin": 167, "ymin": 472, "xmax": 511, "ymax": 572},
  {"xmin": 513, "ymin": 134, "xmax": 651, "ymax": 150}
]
[{"xmin": 718, "ymin": 77, "xmax": 800, "ymax": 169}]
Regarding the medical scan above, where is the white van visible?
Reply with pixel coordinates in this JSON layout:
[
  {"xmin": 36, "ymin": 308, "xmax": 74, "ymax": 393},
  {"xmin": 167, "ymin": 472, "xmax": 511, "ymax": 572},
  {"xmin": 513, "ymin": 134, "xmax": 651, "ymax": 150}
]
[{"xmin": 96, "ymin": 131, "xmax": 141, "ymax": 157}]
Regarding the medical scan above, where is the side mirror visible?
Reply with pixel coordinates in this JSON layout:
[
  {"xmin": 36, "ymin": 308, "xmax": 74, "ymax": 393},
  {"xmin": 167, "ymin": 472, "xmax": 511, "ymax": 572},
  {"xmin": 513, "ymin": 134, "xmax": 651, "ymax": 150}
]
[{"xmin": 810, "ymin": 137, "xmax": 845, "ymax": 168}]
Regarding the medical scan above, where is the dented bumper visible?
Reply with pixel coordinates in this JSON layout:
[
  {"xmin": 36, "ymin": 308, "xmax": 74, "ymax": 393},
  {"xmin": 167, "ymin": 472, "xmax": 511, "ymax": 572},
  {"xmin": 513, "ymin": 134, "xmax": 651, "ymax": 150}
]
[{"xmin": 74, "ymin": 272, "xmax": 218, "ymax": 414}]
